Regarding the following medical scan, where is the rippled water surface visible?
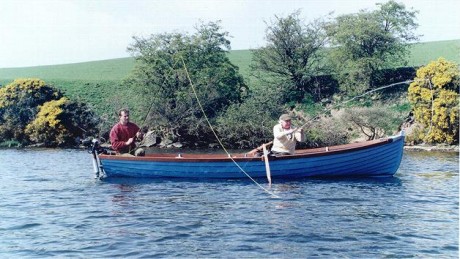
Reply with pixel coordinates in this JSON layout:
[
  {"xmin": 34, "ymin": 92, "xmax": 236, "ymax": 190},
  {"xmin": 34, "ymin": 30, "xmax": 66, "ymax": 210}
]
[{"xmin": 0, "ymin": 148, "xmax": 458, "ymax": 258}]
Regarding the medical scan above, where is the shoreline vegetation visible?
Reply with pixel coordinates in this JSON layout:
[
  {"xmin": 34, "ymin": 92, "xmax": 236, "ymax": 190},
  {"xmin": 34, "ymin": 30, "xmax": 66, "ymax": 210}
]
[
  {"xmin": 404, "ymin": 144, "xmax": 459, "ymax": 152},
  {"xmin": 0, "ymin": 40, "xmax": 459, "ymax": 150}
]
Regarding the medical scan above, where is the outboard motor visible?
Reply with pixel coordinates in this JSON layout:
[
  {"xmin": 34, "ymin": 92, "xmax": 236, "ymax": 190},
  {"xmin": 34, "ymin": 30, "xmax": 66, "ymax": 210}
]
[{"xmin": 87, "ymin": 138, "xmax": 105, "ymax": 179}]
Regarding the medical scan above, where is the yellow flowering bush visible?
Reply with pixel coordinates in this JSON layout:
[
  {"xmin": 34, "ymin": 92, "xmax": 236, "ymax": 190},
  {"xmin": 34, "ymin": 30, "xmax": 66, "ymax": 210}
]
[
  {"xmin": 25, "ymin": 98, "xmax": 69, "ymax": 146},
  {"xmin": 1, "ymin": 78, "xmax": 100, "ymax": 147},
  {"xmin": 407, "ymin": 58, "xmax": 459, "ymax": 144},
  {"xmin": 0, "ymin": 79, "xmax": 64, "ymax": 143}
]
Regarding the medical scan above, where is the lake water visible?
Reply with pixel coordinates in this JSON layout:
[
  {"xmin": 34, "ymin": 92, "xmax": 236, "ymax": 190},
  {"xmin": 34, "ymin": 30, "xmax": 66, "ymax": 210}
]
[{"xmin": 0, "ymin": 148, "xmax": 458, "ymax": 258}]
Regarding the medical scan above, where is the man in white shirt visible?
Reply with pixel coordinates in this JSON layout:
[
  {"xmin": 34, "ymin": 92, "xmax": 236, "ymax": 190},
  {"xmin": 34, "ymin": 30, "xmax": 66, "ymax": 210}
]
[{"xmin": 271, "ymin": 114, "xmax": 305, "ymax": 155}]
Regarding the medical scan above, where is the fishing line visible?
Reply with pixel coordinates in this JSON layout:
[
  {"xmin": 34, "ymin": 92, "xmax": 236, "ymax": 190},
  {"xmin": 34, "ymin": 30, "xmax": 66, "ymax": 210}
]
[
  {"xmin": 340, "ymin": 80, "xmax": 414, "ymax": 105},
  {"xmin": 180, "ymin": 56, "xmax": 280, "ymax": 198}
]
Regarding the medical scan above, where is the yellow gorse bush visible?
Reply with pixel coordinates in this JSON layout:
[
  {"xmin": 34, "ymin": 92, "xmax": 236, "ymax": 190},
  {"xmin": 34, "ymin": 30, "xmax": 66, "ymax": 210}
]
[
  {"xmin": 407, "ymin": 58, "xmax": 459, "ymax": 144},
  {"xmin": 25, "ymin": 97, "xmax": 69, "ymax": 145},
  {"xmin": 0, "ymin": 78, "xmax": 100, "ymax": 147},
  {"xmin": 0, "ymin": 79, "xmax": 44, "ymax": 108}
]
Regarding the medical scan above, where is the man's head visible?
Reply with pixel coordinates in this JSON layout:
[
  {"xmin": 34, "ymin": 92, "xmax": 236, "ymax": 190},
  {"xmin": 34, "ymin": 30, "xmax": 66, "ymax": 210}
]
[
  {"xmin": 118, "ymin": 108, "xmax": 130, "ymax": 125},
  {"xmin": 279, "ymin": 114, "xmax": 292, "ymax": 129}
]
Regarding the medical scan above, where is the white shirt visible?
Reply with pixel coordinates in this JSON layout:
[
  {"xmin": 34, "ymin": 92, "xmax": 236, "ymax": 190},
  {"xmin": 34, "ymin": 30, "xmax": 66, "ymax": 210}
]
[{"xmin": 271, "ymin": 123, "xmax": 304, "ymax": 155}]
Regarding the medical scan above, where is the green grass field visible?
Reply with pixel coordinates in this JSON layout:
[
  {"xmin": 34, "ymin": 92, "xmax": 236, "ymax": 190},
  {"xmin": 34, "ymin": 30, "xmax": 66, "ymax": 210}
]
[
  {"xmin": 0, "ymin": 57, "xmax": 135, "ymax": 81},
  {"xmin": 407, "ymin": 39, "xmax": 460, "ymax": 66},
  {"xmin": 0, "ymin": 39, "xmax": 458, "ymax": 125}
]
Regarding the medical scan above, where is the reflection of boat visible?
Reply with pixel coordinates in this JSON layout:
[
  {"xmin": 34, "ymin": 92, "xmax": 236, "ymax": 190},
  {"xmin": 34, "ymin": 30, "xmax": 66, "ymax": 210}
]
[{"xmin": 90, "ymin": 132, "xmax": 405, "ymax": 180}]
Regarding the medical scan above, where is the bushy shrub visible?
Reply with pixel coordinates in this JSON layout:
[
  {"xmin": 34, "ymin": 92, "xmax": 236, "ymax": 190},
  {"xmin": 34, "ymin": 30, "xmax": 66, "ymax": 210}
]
[
  {"xmin": 25, "ymin": 98, "xmax": 69, "ymax": 146},
  {"xmin": 216, "ymin": 87, "xmax": 283, "ymax": 148},
  {"xmin": 25, "ymin": 98, "xmax": 99, "ymax": 147},
  {"xmin": 0, "ymin": 78, "xmax": 100, "ymax": 147},
  {"xmin": 336, "ymin": 105, "xmax": 406, "ymax": 140},
  {"xmin": 0, "ymin": 79, "xmax": 63, "ymax": 143},
  {"xmin": 407, "ymin": 58, "xmax": 459, "ymax": 144},
  {"xmin": 302, "ymin": 115, "xmax": 350, "ymax": 147}
]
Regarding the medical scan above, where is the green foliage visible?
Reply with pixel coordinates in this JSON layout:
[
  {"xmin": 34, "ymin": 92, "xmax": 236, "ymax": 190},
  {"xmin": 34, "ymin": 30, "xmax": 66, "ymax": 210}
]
[
  {"xmin": 216, "ymin": 87, "xmax": 283, "ymax": 148},
  {"xmin": 407, "ymin": 58, "xmax": 459, "ymax": 144},
  {"xmin": 337, "ymin": 105, "xmax": 406, "ymax": 140},
  {"xmin": 251, "ymin": 10, "xmax": 329, "ymax": 103},
  {"xmin": 0, "ymin": 23, "xmax": 458, "ymax": 148},
  {"xmin": 303, "ymin": 117, "xmax": 350, "ymax": 148},
  {"xmin": 126, "ymin": 21, "xmax": 246, "ymax": 144},
  {"xmin": 0, "ymin": 139, "xmax": 20, "ymax": 148},
  {"xmin": 1, "ymin": 40, "xmax": 458, "ymax": 126},
  {"xmin": 326, "ymin": 0, "xmax": 419, "ymax": 95}
]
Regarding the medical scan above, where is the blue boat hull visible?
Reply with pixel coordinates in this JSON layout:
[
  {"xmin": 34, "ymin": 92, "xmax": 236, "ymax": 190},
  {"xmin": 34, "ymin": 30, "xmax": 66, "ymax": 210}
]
[{"xmin": 97, "ymin": 134, "xmax": 404, "ymax": 179}]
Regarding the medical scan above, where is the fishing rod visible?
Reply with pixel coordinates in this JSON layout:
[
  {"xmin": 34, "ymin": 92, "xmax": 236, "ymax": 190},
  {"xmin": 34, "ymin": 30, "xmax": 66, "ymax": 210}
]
[
  {"xmin": 293, "ymin": 79, "xmax": 414, "ymax": 130},
  {"xmin": 247, "ymin": 79, "xmax": 414, "ymax": 155}
]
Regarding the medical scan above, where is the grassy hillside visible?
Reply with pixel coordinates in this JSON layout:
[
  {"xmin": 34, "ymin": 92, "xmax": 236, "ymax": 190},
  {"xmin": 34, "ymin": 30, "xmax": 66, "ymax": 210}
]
[
  {"xmin": 0, "ymin": 57, "xmax": 135, "ymax": 81},
  {"xmin": 0, "ymin": 39, "xmax": 458, "ymax": 129},
  {"xmin": 408, "ymin": 39, "xmax": 460, "ymax": 67}
]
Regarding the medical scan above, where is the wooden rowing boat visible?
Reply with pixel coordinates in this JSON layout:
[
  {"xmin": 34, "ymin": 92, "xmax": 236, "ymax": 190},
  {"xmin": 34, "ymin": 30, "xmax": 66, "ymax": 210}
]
[{"xmin": 90, "ymin": 132, "xmax": 405, "ymax": 179}]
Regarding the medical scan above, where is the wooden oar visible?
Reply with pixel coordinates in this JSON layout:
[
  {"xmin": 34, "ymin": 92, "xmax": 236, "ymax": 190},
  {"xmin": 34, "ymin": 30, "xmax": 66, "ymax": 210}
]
[
  {"xmin": 245, "ymin": 115, "xmax": 311, "ymax": 184},
  {"xmin": 262, "ymin": 143, "xmax": 272, "ymax": 185}
]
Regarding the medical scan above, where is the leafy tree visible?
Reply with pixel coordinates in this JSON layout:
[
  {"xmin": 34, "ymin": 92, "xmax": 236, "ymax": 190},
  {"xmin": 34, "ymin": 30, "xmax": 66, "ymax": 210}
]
[
  {"xmin": 251, "ymin": 10, "xmax": 329, "ymax": 103},
  {"xmin": 407, "ymin": 58, "xmax": 459, "ymax": 144},
  {"xmin": 326, "ymin": 0, "xmax": 419, "ymax": 95},
  {"xmin": 126, "ymin": 21, "xmax": 246, "ymax": 145},
  {"xmin": 0, "ymin": 79, "xmax": 62, "ymax": 143}
]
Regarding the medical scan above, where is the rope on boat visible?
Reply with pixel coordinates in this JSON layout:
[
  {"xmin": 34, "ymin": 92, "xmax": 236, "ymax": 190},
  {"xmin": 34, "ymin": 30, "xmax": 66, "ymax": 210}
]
[{"xmin": 180, "ymin": 56, "xmax": 280, "ymax": 198}]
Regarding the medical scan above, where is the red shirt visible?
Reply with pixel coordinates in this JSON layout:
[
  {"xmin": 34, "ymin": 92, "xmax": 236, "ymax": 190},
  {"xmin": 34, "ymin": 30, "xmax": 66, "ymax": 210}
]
[{"xmin": 109, "ymin": 122, "xmax": 140, "ymax": 153}]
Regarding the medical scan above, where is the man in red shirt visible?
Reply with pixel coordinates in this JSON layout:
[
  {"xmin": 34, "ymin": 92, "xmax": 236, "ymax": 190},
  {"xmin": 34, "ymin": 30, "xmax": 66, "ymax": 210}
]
[{"xmin": 109, "ymin": 108, "xmax": 145, "ymax": 156}]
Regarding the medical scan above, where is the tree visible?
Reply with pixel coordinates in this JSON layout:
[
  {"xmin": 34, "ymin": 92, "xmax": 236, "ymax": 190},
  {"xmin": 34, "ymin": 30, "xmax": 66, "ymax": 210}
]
[
  {"xmin": 407, "ymin": 58, "xmax": 459, "ymax": 144},
  {"xmin": 126, "ymin": 21, "xmax": 246, "ymax": 145},
  {"xmin": 326, "ymin": 0, "xmax": 419, "ymax": 95},
  {"xmin": 251, "ymin": 10, "xmax": 329, "ymax": 103}
]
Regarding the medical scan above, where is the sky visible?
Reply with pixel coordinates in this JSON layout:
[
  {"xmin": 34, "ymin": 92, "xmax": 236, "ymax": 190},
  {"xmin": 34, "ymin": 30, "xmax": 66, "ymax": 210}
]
[{"xmin": 1, "ymin": 0, "xmax": 459, "ymax": 68}]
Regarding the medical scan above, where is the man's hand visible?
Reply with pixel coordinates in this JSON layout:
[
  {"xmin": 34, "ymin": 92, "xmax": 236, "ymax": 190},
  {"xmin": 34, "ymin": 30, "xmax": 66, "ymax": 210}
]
[
  {"xmin": 284, "ymin": 127, "xmax": 303, "ymax": 136},
  {"xmin": 125, "ymin": 137, "xmax": 135, "ymax": 146},
  {"xmin": 285, "ymin": 128, "xmax": 296, "ymax": 135}
]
